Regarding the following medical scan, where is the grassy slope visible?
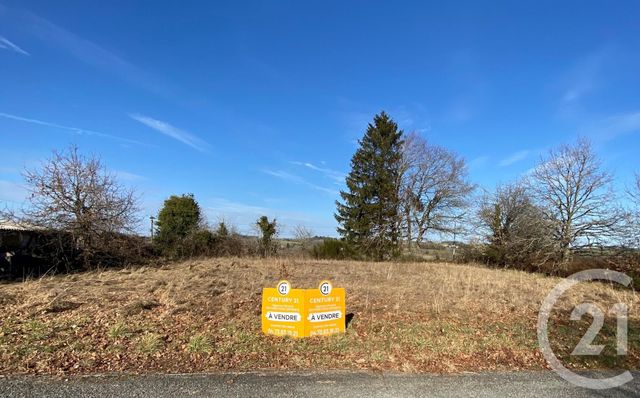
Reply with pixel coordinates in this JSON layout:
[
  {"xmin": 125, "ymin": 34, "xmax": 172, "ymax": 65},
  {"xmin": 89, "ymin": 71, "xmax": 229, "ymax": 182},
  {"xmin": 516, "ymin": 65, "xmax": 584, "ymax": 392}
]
[{"xmin": 0, "ymin": 258, "xmax": 638, "ymax": 375}]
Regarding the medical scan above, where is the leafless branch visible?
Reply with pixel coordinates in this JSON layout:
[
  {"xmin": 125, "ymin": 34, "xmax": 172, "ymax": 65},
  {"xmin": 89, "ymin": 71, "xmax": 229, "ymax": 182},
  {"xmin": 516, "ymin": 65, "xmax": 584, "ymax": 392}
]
[
  {"xmin": 399, "ymin": 132, "xmax": 475, "ymax": 248},
  {"xmin": 529, "ymin": 138, "xmax": 624, "ymax": 264},
  {"xmin": 4, "ymin": 145, "xmax": 140, "ymax": 267}
]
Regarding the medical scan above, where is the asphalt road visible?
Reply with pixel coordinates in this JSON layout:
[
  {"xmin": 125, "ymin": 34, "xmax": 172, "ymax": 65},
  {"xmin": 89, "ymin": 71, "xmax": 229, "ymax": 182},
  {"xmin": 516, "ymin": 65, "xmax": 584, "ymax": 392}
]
[{"xmin": 1, "ymin": 371, "xmax": 638, "ymax": 398}]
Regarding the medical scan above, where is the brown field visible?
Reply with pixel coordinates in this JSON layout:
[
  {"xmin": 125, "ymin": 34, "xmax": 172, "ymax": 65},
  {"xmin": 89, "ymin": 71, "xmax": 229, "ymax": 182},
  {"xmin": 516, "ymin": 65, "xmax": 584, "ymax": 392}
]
[{"xmin": 0, "ymin": 258, "xmax": 638, "ymax": 375}]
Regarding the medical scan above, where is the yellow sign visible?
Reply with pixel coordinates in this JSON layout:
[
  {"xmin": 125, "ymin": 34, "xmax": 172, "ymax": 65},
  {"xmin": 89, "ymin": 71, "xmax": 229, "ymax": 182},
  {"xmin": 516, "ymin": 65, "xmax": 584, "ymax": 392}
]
[
  {"xmin": 261, "ymin": 280, "xmax": 306, "ymax": 338},
  {"xmin": 305, "ymin": 281, "xmax": 346, "ymax": 337},
  {"xmin": 261, "ymin": 280, "xmax": 346, "ymax": 338}
]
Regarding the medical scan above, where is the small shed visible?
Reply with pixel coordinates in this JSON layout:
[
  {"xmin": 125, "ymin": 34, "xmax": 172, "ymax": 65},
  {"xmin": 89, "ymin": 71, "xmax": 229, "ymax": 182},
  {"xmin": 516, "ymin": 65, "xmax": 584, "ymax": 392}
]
[
  {"xmin": 0, "ymin": 220, "xmax": 44, "ymax": 250},
  {"xmin": 0, "ymin": 220, "xmax": 47, "ymax": 278}
]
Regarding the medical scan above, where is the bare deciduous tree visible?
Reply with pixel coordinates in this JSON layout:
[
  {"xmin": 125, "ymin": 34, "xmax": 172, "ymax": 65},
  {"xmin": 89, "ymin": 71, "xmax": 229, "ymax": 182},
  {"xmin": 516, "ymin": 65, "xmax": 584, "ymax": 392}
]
[
  {"xmin": 626, "ymin": 173, "xmax": 640, "ymax": 249},
  {"xmin": 11, "ymin": 145, "xmax": 139, "ymax": 266},
  {"xmin": 399, "ymin": 132, "xmax": 474, "ymax": 248},
  {"xmin": 478, "ymin": 181, "xmax": 555, "ymax": 269},
  {"xmin": 629, "ymin": 173, "xmax": 640, "ymax": 209},
  {"xmin": 292, "ymin": 224, "xmax": 314, "ymax": 257},
  {"xmin": 530, "ymin": 138, "xmax": 623, "ymax": 265},
  {"xmin": 292, "ymin": 224, "xmax": 313, "ymax": 242}
]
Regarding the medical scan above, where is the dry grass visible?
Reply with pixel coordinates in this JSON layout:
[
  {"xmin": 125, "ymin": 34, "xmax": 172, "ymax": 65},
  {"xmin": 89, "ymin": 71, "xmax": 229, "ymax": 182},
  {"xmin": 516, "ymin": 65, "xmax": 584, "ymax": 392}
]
[{"xmin": 0, "ymin": 257, "xmax": 638, "ymax": 375}]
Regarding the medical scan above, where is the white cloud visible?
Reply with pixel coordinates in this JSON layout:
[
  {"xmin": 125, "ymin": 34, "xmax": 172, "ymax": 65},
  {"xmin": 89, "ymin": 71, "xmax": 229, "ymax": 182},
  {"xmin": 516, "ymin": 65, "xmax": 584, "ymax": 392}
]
[
  {"xmin": 262, "ymin": 169, "xmax": 303, "ymax": 183},
  {"xmin": 499, "ymin": 150, "xmax": 530, "ymax": 167},
  {"xmin": 262, "ymin": 169, "xmax": 338, "ymax": 195},
  {"xmin": 468, "ymin": 155, "xmax": 489, "ymax": 170},
  {"xmin": 129, "ymin": 114, "xmax": 208, "ymax": 152},
  {"xmin": 207, "ymin": 198, "xmax": 274, "ymax": 217},
  {"xmin": 0, "ymin": 112, "xmax": 145, "ymax": 145},
  {"xmin": 205, "ymin": 198, "xmax": 336, "ymax": 236},
  {"xmin": 18, "ymin": 7, "xmax": 170, "ymax": 97},
  {"xmin": 446, "ymin": 101, "xmax": 473, "ymax": 124},
  {"xmin": 0, "ymin": 166, "xmax": 18, "ymax": 174},
  {"xmin": 586, "ymin": 111, "xmax": 640, "ymax": 143},
  {"xmin": 561, "ymin": 48, "xmax": 609, "ymax": 103},
  {"xmin": 114, "ymin": 170, "xmax": 147, "ymax": 181},
  {"xmin": 338, "ymin": 100, "xmax": 431, "ymax": 142},
  {"xmin": 289, "ymin": 161, "xmax": 346, "ymax": 184},
  {"xmin": 0, "ymin": 36, "xmax": 29, "ymax": 55},
  {"xmin": 0, "ymin": 180, "xmax": 27, "ymax": 203}
]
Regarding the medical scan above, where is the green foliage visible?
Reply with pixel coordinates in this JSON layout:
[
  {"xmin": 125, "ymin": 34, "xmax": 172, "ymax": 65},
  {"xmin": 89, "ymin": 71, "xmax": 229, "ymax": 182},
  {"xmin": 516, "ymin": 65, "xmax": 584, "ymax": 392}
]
[
  {"xmin": 335, "ymin": 111, "xmax": 404, "ymax": 260},
  {"xmin": 156, "ymin": 194, "xmax": 202, "ymax": 241},
  {"xmin": 486, "ymin": 203, "xmax": 507, "ymax": 264},
  {"xmin": 152, "ymin": 196, "xmax": 248, "ymax": 258},
  {"xmin": 216, "ymin": 222, "xmax": 229, "ymax": 238},
  {"xmin": 137, "ymin": 332, "xmax": 161, "ymax": 354},
  {"xmin": 187, "ymin": 333, "xmax": 213, "ymax": 354},
  {"xmin": 182, "ymin": 229, "xmax": 215, "ymax": 257},
  {"xmin": 256, "ymin": 216, "xmax": 277, "ymax": 257},
  {"xmin": 107, "ymin": 321, "xmax": 130, "ymax": 339},
  {"xmin": 155, "ymin": 194, "xmax": 203, "ymax": 257},
  {"xmin": 311, "ymin": 238, "xmax": 355, "ymax": 260}
]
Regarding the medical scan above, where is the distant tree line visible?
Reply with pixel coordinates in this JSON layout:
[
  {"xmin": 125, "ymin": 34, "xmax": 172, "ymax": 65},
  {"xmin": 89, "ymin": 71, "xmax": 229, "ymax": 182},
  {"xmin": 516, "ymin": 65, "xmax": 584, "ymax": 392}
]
[
  {"xmin": 335, "ymin": 112, "xmax": 640, "ymax": 275},
  {"xmin": 0, "ymin": 147, "xmax": 282, "ymax": 276},
  {"xmin": 473, "ymin": 138, "xmax": 640, "ymax": 274},
  {"xmin": 152, "ymin": 195, "xmax": 278, "ymax": 259},
  {"xmin": 2, "ymin": 112, "xmax": 639, "ymax": 278}
]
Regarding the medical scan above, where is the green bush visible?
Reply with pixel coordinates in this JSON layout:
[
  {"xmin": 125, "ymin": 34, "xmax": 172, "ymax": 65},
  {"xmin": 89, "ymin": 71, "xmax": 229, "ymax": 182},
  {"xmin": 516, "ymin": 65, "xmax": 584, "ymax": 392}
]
[
  {"xmin": 154, "ymin": 194, "xmax": 204, "ymax": 258},
  {"xmin": 311, "ymin": 238, "xmax": 356, "ymax": 260},
  {"xmin": 213, "ymin": 234, "xmax": 247, "ymax": 257},
  {"xmin": 181, "ymin": 229, "xmax": 215, "ymax": 257}
]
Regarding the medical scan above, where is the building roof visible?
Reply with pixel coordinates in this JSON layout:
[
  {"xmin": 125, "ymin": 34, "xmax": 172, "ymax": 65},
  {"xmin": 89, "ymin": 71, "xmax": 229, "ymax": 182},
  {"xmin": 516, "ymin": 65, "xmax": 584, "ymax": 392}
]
[{"xmin": 0, "ymin": 220, "xmax": 44, "ymax": 232}]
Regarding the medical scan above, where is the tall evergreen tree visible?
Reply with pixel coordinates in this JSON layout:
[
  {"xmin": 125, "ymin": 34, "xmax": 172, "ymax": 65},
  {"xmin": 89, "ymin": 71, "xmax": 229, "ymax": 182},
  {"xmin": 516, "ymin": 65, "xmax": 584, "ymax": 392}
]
[{"xmin": 335, "ymin": 112, "xmax": 404, "ymax": 260}]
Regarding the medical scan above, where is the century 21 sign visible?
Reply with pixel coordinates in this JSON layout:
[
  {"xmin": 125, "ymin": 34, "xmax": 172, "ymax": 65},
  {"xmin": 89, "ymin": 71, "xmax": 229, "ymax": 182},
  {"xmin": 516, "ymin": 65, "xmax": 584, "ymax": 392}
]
[{"xmin": 261, "ymin": 280, "xmax": 346, "ymax": 338}]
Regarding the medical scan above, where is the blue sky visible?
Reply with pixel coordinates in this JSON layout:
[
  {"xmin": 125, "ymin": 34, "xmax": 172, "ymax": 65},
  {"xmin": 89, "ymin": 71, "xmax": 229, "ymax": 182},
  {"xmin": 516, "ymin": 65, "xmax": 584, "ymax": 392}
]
[{"xmin": 1, "ymin": 1, "xmax": 639, "ymax": 237}]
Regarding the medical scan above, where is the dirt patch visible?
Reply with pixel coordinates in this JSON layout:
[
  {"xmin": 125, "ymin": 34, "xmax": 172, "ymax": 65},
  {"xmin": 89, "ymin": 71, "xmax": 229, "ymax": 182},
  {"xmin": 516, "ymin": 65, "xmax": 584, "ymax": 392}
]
[
  {"xmin": 45, "ymin": 300, "xmax": 83, "ymax": 313},
  {"xmin": 122, "ymin": 299, "xmax": 161, "ymax": 316}
]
